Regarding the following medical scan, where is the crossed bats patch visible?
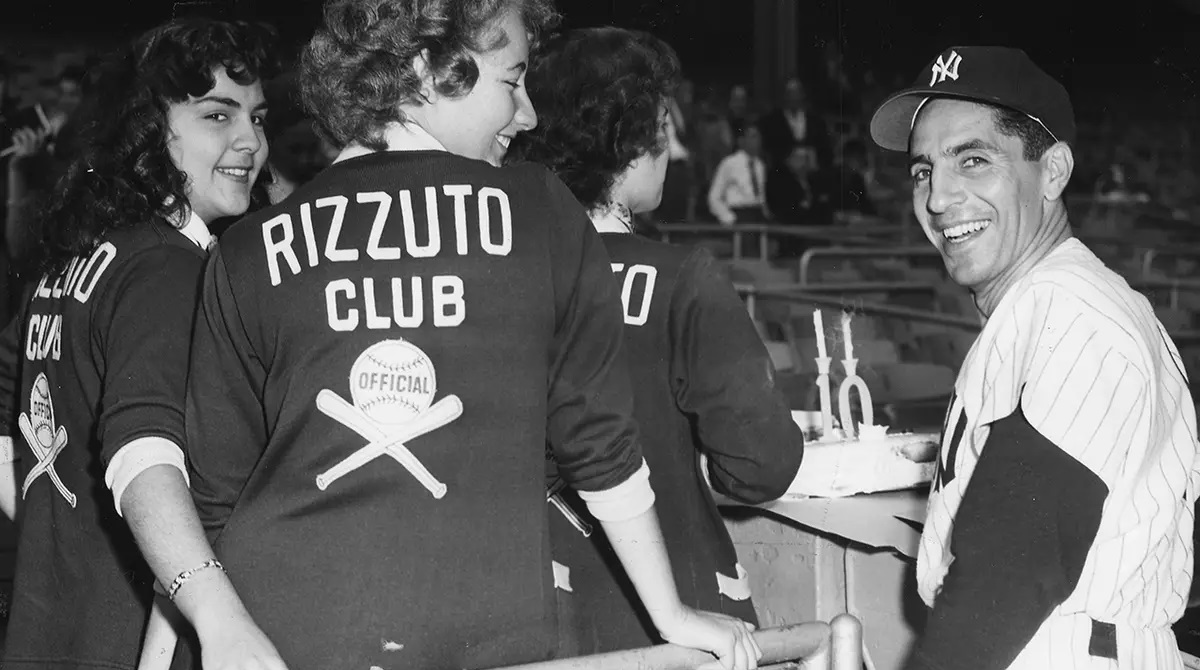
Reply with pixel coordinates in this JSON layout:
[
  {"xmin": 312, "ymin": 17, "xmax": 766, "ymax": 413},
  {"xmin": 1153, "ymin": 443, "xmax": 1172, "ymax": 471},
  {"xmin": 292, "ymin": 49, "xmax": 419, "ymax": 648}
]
[
  {"xmin": 315, "ymin": 339, "xmax": 462, "ymax": 497},
  {"xmin": 19, "ymin": 373, "xmax": 76, "ymax": 507}
]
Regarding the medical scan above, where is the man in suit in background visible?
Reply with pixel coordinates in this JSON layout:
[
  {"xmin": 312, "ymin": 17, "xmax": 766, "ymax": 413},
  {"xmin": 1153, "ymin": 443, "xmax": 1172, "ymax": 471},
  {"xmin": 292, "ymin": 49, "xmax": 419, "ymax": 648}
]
[{"xmin": 759, "ymin": 78, "xmax": 831, "ymax": 173}]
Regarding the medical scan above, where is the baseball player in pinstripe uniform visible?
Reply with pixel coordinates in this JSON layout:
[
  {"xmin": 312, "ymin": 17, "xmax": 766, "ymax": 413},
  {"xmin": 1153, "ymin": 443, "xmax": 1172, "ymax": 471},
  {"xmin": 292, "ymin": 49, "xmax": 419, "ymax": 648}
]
[{"xmin": 870, "ymin": 46, "xmax": 1200, "ymax": 669}]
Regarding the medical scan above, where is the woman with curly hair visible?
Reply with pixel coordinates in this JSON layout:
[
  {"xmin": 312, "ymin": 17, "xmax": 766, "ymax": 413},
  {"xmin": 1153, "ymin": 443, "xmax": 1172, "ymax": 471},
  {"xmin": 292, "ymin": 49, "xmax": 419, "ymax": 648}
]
[
  {"xmin": 180, "ymin": 1, "xmax": 760, "ymax": 669},
  {"xmin": 0, "ymin": 18, "xmax": 287, "ymax": 670},
  {"xmin": 507, "ymin": 27, "xmax": 805, "ymax": 656}
]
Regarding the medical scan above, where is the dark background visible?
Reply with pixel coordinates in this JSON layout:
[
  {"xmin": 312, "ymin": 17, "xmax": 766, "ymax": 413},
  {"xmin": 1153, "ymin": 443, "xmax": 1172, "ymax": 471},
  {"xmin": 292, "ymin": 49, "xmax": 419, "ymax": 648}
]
[{"xmin": 5, "ymin": 0, "xmax": 1200, "ymax": 112}]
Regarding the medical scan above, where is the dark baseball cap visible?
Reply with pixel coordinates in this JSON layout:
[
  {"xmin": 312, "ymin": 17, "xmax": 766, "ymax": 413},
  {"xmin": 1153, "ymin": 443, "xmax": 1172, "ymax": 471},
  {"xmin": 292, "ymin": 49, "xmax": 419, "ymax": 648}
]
[{"xmin": 870, "ymin": 46, "xmax": 1075, "ymax": 152}]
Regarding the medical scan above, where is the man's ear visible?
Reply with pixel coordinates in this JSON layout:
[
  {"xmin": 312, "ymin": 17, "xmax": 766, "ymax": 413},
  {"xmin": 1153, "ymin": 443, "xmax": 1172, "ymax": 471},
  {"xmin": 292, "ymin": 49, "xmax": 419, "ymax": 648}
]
[{"xmin": 1041, "ymin": 141, "xmax": 1074, "ymax": 202}]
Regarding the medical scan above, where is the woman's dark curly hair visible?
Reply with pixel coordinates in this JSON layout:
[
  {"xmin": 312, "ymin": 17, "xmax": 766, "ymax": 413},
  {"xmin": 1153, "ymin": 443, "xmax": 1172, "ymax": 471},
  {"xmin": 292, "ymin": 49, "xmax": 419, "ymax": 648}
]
[
  {"xmin": 506, "ymin": 27, "xmax": 681, "ymax": 211},
  {"xmin": 34, "ymin": 18, "xmax": 277, "ymax": 275},
  {"xmin": 299, "ymin": 0, "xmax": 559, "ymax": 151}
]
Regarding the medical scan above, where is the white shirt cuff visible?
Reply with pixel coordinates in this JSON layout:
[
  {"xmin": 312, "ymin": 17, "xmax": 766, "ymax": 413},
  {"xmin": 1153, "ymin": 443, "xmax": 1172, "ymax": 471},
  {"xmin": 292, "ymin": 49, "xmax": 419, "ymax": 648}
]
[
  {"xmin": 577, "ymin": 460, "xmax": 655, "ymax": 522},
  {"xmin": 104, "ymin": 437, "xmax": 189, "ymax": 517},
  {"xmin": 0, "ymin": 436, "xmax": 15, "ymax": 465}
]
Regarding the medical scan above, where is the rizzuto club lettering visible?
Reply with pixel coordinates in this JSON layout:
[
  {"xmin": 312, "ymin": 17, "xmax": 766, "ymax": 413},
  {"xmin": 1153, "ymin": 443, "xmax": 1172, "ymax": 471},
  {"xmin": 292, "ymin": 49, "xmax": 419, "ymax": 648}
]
[
  {"xmin": 26, "ymin": 241, "xmax": 119, "ymax": 362},
  {"xmin": 260, "ymin": 185, "xmax": 513, "ymax": 332},
  {"xmin": 610, "ymin": 262, "xmax": 658, "ymax": 327}
]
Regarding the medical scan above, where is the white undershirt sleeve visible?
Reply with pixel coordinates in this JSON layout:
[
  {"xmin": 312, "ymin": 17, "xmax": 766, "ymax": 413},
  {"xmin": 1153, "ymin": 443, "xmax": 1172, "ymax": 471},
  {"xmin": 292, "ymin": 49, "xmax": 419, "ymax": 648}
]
[
  {"xmin": 104, "ymin": 436, "xmax": 189, "ymax": 517},
  {"xmin": 577, "ymin": 460, "xmax": 655, "ymax": 522}
]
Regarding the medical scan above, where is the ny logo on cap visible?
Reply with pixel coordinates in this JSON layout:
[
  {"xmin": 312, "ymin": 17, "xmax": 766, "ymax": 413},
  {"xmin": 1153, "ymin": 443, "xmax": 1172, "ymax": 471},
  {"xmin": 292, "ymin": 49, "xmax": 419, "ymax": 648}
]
[{"xmin": 930, "ymin": 50, "xmax": 962, "ymax": 86}]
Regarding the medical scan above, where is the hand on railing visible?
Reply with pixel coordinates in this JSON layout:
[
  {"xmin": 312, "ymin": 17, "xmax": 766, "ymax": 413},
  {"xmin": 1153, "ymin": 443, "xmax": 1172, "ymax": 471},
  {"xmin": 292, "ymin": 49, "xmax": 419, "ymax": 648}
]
[
  {"xmin": 656, "ymin": 607, "xmax": 763, "ymax": 670},
  {"xmin": 485, "ymin": 621, "xmax": 838, "ymax": 670}
]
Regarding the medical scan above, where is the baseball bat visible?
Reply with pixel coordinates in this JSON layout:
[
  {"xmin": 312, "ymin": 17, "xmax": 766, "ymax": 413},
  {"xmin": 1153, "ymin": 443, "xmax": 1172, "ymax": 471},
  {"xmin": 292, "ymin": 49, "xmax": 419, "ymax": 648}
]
[
  {"xmin": 315, "ymin": 391, "xmax": 458, "ymax": 493},
  {"xmin": 17, "ymin": 415, "xmax": 75, "ymax": 506},
  {"xmin": 317, "ymin": 425, "xmax": 449, "ymax": 495},
  {"xmin": 17, "ymin": 414, "xmax": 34, "ymax": 451},
  {"xmin": 315, "ymin": 391, "xmax": 461, "ymax": 495},
  {"xmin": 316, "ymin": 389, "xmax": 460, "ymax": 487},
  {"xmin": 46, "ymin": 427, "xmax": 74, "ymax": 505},
  {"xmin": 17, "ymin": 415, "xmax": 35, "ymax": 499}
]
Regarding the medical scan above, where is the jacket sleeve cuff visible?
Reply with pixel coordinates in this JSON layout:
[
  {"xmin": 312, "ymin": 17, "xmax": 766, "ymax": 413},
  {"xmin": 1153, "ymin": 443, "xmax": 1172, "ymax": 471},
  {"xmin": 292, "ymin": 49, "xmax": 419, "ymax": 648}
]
[
  {"xmin": 578, "ymin": 460, "xmax": 655, "ymax": 521},
  {"xmin": 104, "ymin": 436, "xmax": 189, "ymax": 517}
]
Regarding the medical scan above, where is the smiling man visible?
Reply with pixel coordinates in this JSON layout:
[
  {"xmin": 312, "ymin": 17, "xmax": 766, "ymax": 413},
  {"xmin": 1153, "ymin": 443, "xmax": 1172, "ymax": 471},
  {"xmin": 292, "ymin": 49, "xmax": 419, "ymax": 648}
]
[{"xmin": 871, "ymin": 46, "xmax": 1199, "ymax": 670}]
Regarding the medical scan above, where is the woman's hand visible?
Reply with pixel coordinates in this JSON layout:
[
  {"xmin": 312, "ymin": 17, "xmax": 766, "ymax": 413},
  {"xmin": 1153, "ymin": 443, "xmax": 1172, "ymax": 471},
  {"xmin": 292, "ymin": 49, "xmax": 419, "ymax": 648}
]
[{"xmin": 656, "ymin": 606, "xmax": 763, "ymax": 670}]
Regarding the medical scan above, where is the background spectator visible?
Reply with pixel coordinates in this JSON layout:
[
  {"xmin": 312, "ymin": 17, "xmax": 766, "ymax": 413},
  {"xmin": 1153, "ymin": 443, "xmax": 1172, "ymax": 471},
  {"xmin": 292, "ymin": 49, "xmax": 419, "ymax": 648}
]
[
  {"xmin": 758, "ymin": 78, "xmax": 831, "ymax": 172},
  {"xmin": 707, "ymin": 123, "xmax": 769, "ymax": 226}
]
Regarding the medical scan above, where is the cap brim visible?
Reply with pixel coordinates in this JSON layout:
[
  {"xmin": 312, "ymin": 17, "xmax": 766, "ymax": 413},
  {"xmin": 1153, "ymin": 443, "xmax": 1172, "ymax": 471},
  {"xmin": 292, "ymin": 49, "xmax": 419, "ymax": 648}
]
[
  {"xmin": 870, "ymin": 87, "xmax": 1044, "ymax": 153},
  {"xmin": 869, "ymin": 89, "xmax": 936, "ymax": 153}
]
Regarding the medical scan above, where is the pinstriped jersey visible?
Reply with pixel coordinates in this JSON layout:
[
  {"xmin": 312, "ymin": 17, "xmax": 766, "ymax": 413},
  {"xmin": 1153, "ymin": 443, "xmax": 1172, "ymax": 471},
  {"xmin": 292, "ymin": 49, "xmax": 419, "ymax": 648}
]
[{"xmin": 919, "ymin": 238, "xmax": 1198, "ymax": 669}]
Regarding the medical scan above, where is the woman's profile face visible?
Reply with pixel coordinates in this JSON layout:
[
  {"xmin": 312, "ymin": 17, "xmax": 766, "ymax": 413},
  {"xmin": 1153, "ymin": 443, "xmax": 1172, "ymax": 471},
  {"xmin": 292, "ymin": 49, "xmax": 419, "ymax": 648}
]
[
  {"xmin": 166, "ymin": 66, "xmax": 269, "ymax": 222},
  {"xmin": 418, "ymin": 8, "xmax": 537, "ymax": 167}
]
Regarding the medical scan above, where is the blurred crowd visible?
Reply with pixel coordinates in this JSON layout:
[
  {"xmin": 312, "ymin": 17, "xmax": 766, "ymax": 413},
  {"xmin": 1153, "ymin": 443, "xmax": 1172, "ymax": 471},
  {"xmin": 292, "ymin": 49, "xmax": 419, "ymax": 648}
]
[
  {"xmin": 650, "ymin": 42, "xmax": 893, "ymax": 234},
  {"xmin": 0, "ymin": 60, "xmax": 87, "ymax": 325},
  {"xmin": 3, "ymin": 29, "xmax": 1199, "ymax": 297}
]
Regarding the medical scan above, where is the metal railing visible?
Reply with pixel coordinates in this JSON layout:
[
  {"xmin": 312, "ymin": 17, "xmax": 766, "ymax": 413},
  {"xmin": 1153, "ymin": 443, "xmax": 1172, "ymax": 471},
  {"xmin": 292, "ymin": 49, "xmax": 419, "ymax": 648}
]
[
  {"xmin": 796, "ymin": 246, "xmax": 942, "ymax": 285},
  {"xmin": 737, "ymin": 284, "xmax": 1200, "ymax": 345},
  {"xmin": 734, "ymin": 281, "xmax": 940, "ymax": 317},
  {"xmin": 774, "ymin": 281, "xmax": 940, "ymax": 294},
  {"xmin": 738, "ymin": 285, "xmax": 983, "ymax": 332},
  {"xmin": 657, "ymin": 223, "xmax": 902, "ymax": 261},
  {"xmin": 655, "ymin": 223, "xmax": 1200, "ymax": 283}
]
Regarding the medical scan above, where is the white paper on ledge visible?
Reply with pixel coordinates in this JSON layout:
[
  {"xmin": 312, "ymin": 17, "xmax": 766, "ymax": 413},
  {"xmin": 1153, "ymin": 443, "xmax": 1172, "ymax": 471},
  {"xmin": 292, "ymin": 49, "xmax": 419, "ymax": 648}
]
[
  {"xmin": 786, "ymin": 462, "xmax": 936, "ymax": 499},
  {"xmin": 718, "ymin": 489, "xmax": 929, "ymax": 559}
]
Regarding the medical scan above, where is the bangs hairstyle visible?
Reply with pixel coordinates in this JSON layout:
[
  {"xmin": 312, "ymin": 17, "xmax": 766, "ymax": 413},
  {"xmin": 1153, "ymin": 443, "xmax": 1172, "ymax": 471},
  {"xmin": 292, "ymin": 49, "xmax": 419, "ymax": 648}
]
[
  {"xmin": 506, "ymin": 27, "xmax": 681, "ymax": 211},
  {"xmin": 299, "ymin": 0, "xmax": 559, "ymax": 151},
  {"xmin": 35, "ymin": 18, "xmax": 278, "ymax": 275}
]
